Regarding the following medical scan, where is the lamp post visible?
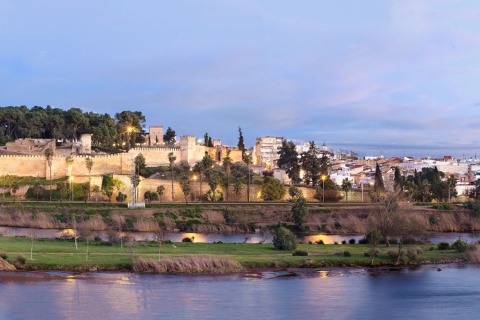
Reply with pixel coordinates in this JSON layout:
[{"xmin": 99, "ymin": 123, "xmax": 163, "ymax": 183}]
[{"xmin": 321, "ymin": 175, "xmax": 326, "ymax": 203}]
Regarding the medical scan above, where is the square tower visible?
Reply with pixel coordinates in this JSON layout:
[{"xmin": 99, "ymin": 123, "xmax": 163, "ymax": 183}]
[{"xmin": 149, "ymin": 126, "xmax": 164, "ymax": 146}]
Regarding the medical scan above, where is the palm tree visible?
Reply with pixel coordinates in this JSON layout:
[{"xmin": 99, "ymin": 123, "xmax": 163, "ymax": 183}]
[
  {"xmin": 179, "ymin": 175, "xmax": 191, "ymax": 204},
  {"xmin": 222, "ymin": 151, "xmax": 233, "ymax": 202},
  {"xmin": 44, "ymin": 148, "xmax": 53, "ymax": 201},
  {"xmin": 168, "ymin": 152, "xmax": 176, "ymax": 202},
  {"xmin": 66, "ymin": 156, "xmax": 74, "ymax": 201},
  {"xmin": 85, "ymin": 157, "xmax": 94, "ymax": 201},
  {"xmin": 243, "ymin": 153, "xmax": 253, "ymax": 202},
  {"xmin": 341, "ymin": 178, "xmax": 352, "ymax": 202}
]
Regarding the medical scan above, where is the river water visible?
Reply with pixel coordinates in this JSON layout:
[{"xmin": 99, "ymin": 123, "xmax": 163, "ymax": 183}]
[
  {"xmin": 0, "ymin": 264, "xmax": 479, "ymax": 319},
  {"xmin": 0, "ymin": 226, "xmax": 476, "ymax": 244}
]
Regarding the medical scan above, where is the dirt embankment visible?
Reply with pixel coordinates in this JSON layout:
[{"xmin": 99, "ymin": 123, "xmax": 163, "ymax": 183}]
[{"xmin": 0, "ymin": 203, "xmax": 476, "ymax": 234}]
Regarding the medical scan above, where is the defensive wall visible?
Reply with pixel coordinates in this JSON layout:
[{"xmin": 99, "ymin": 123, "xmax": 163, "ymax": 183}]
[{"xmin": 0, "ymin": 135, "xmax": 242, "ymax": 180}]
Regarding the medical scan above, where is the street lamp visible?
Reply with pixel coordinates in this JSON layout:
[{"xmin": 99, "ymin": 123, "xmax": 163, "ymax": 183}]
[{"xmin": 321, "ymin": 175, "xmax": 326, "ymax": 203}]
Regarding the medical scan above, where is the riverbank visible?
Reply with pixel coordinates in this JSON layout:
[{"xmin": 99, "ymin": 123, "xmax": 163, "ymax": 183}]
[
  {"xmin": 0, "ymin": 236, "xmax": 469, "ymax": 273},
  {"xmin": 0, "ymin": 201, "xmax": 477, "ymax": 235}
]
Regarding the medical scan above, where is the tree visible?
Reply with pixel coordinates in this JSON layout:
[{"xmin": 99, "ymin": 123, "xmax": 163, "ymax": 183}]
[
  {"xmin": 341, "ymin": 178, "xmax": 352, "ymax": 202},
  {"xmin": 277, "ymin": 140, "xmax": 301, "ymax": 185},
  {"xmin": 291, "ymin": 195, "xmax": 308, "ymax": 231},
  {"xmin": 168, "ymin": 152, "xmax": 176, "ymax": 202},
  {"xmin": 205, "ymin": 168, "xmax": 223, "ymax": 202},
  {"xmin": 57, "ymin": 181, "xmax": 67, "ymax": 203},
  {"xmin": 157, "ymin": 185, "xmax": 165, "ymax": 203},
  {"xmin": 130, "ymin": 174, "xmax": 141, "ymax": 204},
  {"xmin": 222, "ymin": 151, "xmax": 233, "ymax": 201},
  {"xmin": 179, "ymin": 175, "xmax": 192, "ymax": 204},
  {"xmin": 373, "ymin": 163, "xmax": 385, "ymax": 199},
  {"xmin": 393, "ymin": 167, "xmax": 403, "ymax": 193},
  {"xmin": 237, "ymin": 127, "xmax": 245, "ymax": 156},
  {"xmin": 243, "ymin": 153, "xmax": 253, "ymax": 201},
  {"xmin": 233, "ymin": 182, "xmax": 243, "ymax": 200},
  {"xmin": 288, "ymin": 186, "xmax": 302, "ymax": 200},
  {"xmin": 300, "ymin": 141, "xmax": 321, "ymax": 186},
  {"xmin": 81, "ymin": 183, "xmax": 89, "ymax": 203},
  {"xmin": 33, "ymin": 180, "xmax": 42, "ymax": 202},
  {"xmin": 134, "ymin": 153, "xmax": 146, "ymax": 177},
  {"xmin": 272, "ymin": 226, "xmax": 297, "ymax": 250},
  {"xmin": 195, "ymin": 154, "xmax": 214, "ymax": 201},
  {"xmin": 10, "ymin": 180, "xmax": 19, "ymax": 203},
  {"xmin": 85, "ymin": 157, "xmax": 94, "ymax": 201},
  {"xmin": 44, "ymin": 148, "xmax": 53, "ymax": 201},
  {"xmin": 163, "ymin": 127, "xmax": 176, "ymax": 144},
  {"xmin": 101, "ymin": 175, "xmax": 115, "ymax": 202},
  {"xmin": 261, "ymin": 176, "xmax": 286, "ymax": 201},
  {"xmin": 144, "ymin": 190, "xmax": 159, "ymax": 202}
]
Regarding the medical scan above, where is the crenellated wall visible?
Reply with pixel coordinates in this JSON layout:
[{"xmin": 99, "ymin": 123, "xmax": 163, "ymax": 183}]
[{"xmin": 0, "ymin": 136, "xmax": 242, "ymax": 179}]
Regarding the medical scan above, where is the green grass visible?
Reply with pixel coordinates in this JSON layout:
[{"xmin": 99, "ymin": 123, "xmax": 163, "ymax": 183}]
[{"xmin": 0, "ymin": 236, "xmax": 466, "ymax": 271}]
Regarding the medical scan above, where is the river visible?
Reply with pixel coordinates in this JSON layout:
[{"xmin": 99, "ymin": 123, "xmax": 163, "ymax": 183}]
[
  {"xmin": 0, "ymin": 226, "xmax": 477, "ymax": 244},
  {"xmin": 0, "ymin": 264, "xmax": 479, "ymax": 319}
]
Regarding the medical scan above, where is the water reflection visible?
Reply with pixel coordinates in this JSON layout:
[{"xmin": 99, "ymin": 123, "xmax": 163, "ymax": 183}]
[{"xmin": 0, "ymin": 266, "xmax": 480, "ymax": 319}]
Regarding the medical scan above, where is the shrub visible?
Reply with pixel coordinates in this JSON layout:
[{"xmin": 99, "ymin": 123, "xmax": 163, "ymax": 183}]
[
  {"xmin": 358, "ymin": 238, "xmax": 368, "ymax": 245},
  {"xmin": 182, "ymin": 237, "xmax": 193, "ymax": 243},
  {"xmin": 364, "ymin": 248, "xmax": 379, "ymax": 257},
  {"xmin": 467, "ymin": 243, "xmax": 480, "ymax": 263},
  {"xmin": 387, "ymin": 249, "xmax": 404, "ymax": 261},
  {"xmin": 13, "ymin": 255, "xmax": 26, "ymax": 268},
  {"xmin": 316, "ymin": 239, "xmax": 325, "ymax": 245},
  {"xmin": 452, "ymin": 237, "xmax": 469, "ymax": 253},
  {"xmin": 407, "ymin": 248, "xmax": 421, "ymax": 261},
  {"xmin": 349, "ymin": 239, "xmax": 356, "ymax": 244},
  {"xmin": 341, "ymin": 240, "xmax": 347, "ymax": 244},
  {"xmin": 343, "ymin": 251, "xmax": 351, "ymax": 257},
  {"xmin": 437, "ymin": 242, "xmax": 450, "ymax": 250},
  {"xmin": 292, "ymin": 250, "xmax": 308, "ymax": 256},
  {"xmin": 272, "ymin": 226, "xmax": 297, "ymax": 250},
  {"xmin": 0, "ymin": 252, "xmax": 7, "ymax": 260}
]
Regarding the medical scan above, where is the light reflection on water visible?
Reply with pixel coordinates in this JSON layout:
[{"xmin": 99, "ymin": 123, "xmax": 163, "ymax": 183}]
[{"xmin": 0, "ymin": 265, "xmax": 479, "ymax": 319}]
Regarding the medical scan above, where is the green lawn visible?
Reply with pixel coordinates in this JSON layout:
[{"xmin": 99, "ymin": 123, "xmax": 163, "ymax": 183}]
[{"xmin": 0, "ymin": 236, "xmax": 466, "ymax": 271}]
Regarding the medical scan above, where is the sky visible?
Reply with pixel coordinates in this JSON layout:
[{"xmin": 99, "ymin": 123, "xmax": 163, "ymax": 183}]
[{"xmin": 1, "ymin": 0, "xmax": 480, "ymax": 159}]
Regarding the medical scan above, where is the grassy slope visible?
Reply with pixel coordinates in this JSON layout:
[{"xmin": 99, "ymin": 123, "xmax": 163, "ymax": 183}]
[{"xmin": 0, "ymin": 236, "xmax": 465, "ymax": 271}]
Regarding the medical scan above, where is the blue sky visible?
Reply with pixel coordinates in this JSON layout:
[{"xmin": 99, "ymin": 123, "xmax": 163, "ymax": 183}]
[{"xmin": 1, "ymin": 0, "xmax": 479, "ymax": 158}]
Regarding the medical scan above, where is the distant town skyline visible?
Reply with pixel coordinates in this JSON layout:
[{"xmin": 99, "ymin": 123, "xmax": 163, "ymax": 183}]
[{"xmin": 1, "ymin": 1, "xmax": 479, "ymax": 159}]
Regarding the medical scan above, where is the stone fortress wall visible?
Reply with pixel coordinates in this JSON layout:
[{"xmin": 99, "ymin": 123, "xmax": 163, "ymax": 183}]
[{"xmin": 0, "ymin": 135, "xmax": 242, "ymax": 180}]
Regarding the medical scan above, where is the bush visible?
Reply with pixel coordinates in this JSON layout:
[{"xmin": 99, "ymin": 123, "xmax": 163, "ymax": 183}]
[
  {"xmin": 261, "ymin": 176, "xmax": 286, "ymax": 201},
  {"xmin": 13, "ymin": 255, "xmax": 26, "ymax": 268},
  {"xmin": 407, "ymin": 248, "xmax": 422, "ymax": 261},
  {"xmin": 364, "ymin": 248, "xmax": 379, "ymax": 257},
  {"xmin": 349, "ymin": 239, "xmax": 356, "ymax": 244},
  {"xmin": 272, "ymin": 226, "xmax": 297, "ymax": 250},
  {"xmin": 0, "ymin": 252, "xmax": 7, "ymax": 260},
  {"xmin": 452, "ymin": 237, "xmax": 469, "ymax": 253},
  {"xmin": 316, "ymin": 239, "xmax": 325, "ymax": 245},
  {"xmin": 387, "ymin": 249, "xmax": 404, "ymax": 261},
  {"xmin": 341, "ymin": 240, "xmax": 347, "ymax": 244},
  {"xmin": 343, "ymin": 251, "xmax": 351, "ymax": 257},
  {"xmin": 182, "ymin": 237, "xmax": 193, "ymax": 243},
  {"xmin": 292, "ymin": 250, "xmax": 308, "ymax": 256},
  {"xmin": 314, "ymin": 189, "xmax": 344, "ymax": 202}
]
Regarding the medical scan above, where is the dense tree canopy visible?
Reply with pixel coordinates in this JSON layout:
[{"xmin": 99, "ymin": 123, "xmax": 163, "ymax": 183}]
[{"xmin": 0, "ymin": 105, "xmax": 147, "ymax": 150}]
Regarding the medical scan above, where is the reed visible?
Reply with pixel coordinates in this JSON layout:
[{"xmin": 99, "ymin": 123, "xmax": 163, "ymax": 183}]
[
  {"xmin": 133, "ymin": 219, "xmax": 160, "ymax": 232},
  {"xmin": 133, "ymin": 255, "xmax": 243, "ymax": 274},
  {"xmin": 78, "ymin": 214, "xmax": 107, "ymax": 231}
]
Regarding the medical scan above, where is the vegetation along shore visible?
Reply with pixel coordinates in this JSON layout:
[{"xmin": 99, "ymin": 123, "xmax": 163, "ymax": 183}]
[{"xmin": 1, "ymin": 194, "xmax": 480, "ymax": 274}]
